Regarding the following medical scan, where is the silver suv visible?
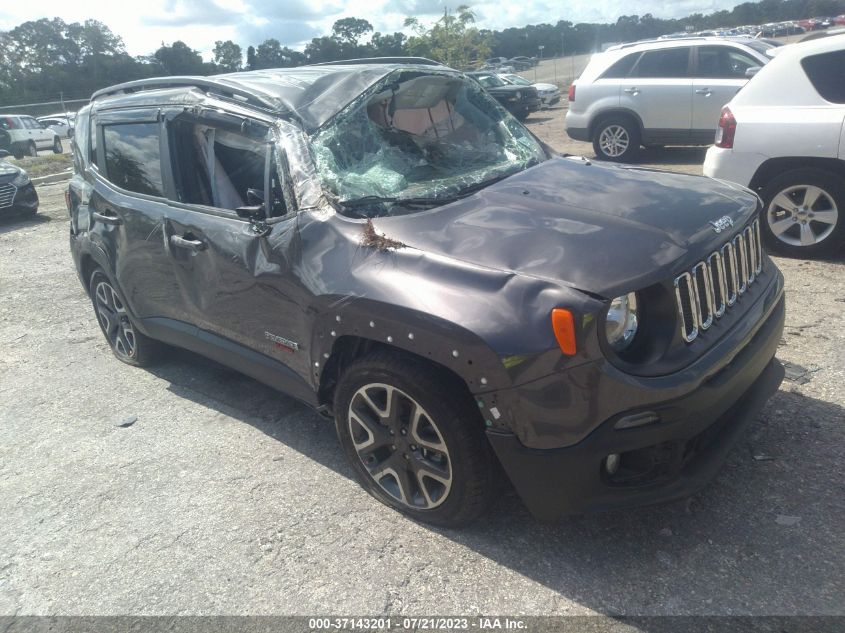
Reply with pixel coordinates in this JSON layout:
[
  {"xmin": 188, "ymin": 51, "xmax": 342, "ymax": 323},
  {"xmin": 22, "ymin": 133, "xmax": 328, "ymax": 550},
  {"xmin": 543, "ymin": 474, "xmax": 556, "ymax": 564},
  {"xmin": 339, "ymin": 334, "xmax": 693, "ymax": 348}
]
[{"xmin": 565, "ymin": 37, "xmax": 773, "ymax": 161}]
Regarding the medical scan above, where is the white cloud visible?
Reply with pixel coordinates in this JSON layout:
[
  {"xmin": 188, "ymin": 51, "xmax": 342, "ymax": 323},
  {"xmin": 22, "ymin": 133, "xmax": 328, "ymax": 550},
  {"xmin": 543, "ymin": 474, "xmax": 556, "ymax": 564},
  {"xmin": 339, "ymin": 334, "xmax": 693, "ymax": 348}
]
[{"xmin": 1, "ymin": 0, "xmax": 744, "ymax": 59}]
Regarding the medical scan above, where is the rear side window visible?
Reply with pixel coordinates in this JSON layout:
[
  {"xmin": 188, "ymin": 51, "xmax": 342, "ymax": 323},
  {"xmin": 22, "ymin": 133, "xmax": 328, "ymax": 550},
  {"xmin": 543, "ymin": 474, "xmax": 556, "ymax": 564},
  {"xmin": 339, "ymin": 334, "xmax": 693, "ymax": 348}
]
[
  {"xmin": 632, "ymin": 48, "xmax": 691, "ymax": 78},
  {"xmin": 102, "ymin": 122, "xmax": 164, "ymax": 197},
  {"xmin": 601, "ymin": 53, "xmax": 639, "ymax": 79},
  {"xmin": 801, "ymin": 50, "xmax": 845, "ymax": 104},
  {"xmin": 22, "ymin": 117, "xmax": 39, "ymax": 129},
  {"xmin": 696, "ymin": 46, "xmax": 760, "ymax": 78}
]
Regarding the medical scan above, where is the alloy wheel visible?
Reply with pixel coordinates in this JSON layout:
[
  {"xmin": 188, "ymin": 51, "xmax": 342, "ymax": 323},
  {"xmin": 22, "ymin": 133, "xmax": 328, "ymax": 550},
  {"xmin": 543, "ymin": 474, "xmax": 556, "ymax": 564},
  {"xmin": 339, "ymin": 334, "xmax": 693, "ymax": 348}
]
[
  {"xmin": 598, "ymin": 124, "xmax": 630, "ymax": 158},
  {"xmin": 94, "ymin": 280, "xmax": 137, "ymax": 359},
  {"xmin": 348, "ymin": 383, "xmax": 453, "ymax": 510},
  {"xmin": 767, "ymin": 184, "xmax": 838, "ymax": 247}
]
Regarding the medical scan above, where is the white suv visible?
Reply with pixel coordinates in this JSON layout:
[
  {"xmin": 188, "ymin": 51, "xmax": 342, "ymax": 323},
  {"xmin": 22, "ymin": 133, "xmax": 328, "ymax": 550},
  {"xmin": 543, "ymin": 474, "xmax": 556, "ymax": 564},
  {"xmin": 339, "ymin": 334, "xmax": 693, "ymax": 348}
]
[
  {"xmin": 565, "ymin": 37, "xmax": 772, "ymax": 161},
  {"xmin": 0, "ymin": 114, "xmax": 63, "ymax": 158},
  {"xmin": 704, "ymin": 34, "xmax": 845, "ymax": 256}
]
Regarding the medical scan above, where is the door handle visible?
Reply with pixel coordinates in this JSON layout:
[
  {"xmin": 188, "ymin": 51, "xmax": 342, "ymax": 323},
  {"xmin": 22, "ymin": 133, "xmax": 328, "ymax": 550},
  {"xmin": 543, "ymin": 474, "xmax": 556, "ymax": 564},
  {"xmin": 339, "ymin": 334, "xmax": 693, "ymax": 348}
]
[
  {"xmin": 92, "ymin": 209, "xmax": 122, "ymax": 225},
  {"xmin": 623, "ymin": 87, "xmax": 640, "ymax": 95},
  {"xmin": 170, "ymin": 235, "xmax": 207, "ymax": 252},
  {"xmin": 695, "ymin": 88, "xmax": 711, "ymax": 95}
]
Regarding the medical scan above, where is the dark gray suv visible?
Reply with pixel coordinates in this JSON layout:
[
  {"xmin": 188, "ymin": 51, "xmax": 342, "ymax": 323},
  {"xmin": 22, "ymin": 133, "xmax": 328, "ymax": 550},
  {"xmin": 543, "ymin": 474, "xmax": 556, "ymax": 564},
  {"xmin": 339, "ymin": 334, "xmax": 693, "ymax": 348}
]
[{"xmin": 68, "ymin": 62, "xmax": 785, "ymax": 526}]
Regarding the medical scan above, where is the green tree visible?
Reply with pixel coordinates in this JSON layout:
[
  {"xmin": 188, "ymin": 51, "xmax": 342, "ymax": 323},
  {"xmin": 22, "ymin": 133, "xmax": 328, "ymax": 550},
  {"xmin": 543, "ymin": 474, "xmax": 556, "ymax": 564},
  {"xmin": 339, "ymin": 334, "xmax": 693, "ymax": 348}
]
[
  {"xmin": 331, "ymin": 17, "xmax": 373, "ymax": 47},
  {"xmin": 405, "ymin": 6, "xmax": 491, "ymax": 69},
  {"xmin": 153, "ymin": 41, "xmax": 205, "ymax": 75},
  {"xmin": 370, "ymin": 32, "xmax": 407, "ymax": 56},
  {"xmin": 213, "ymin": 40, "xmax": 242, "ymax": 72}
]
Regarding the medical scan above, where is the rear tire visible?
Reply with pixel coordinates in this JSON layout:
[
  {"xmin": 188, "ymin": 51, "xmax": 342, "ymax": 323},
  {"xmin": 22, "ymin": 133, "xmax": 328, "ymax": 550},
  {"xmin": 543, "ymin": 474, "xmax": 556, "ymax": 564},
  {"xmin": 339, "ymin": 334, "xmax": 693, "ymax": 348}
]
[
  {"xmin": 27, "ymin": 141, "xmax": 37, "ymax": 157},
  {"xmin": 12, "ymin": 144, "xmax": 25, "ymax": 160},
  {"xmin": 333, "ymin": 350, "xmax": 497, "ymax": 527},
  {"xmin": 88, "ymin": 269, "xmax": 162, "ymax": 367},
  {"xmin": 52, "ymin": 137, "xmax": 62, "ymax": 154},
  {"xmin": 592, "ymin": 117, "xmax": 640, "ymax": 162},
  {"xmin": 759, "ymin": 168, "xmax": 844, "ymax": 257}
]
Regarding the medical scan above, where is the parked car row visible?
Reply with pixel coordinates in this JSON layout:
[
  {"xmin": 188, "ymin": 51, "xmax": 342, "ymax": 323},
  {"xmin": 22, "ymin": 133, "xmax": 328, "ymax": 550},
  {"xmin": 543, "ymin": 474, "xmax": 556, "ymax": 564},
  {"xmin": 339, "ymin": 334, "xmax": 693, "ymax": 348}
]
[
  {"xmin": 65, "ymin": 61, "xmax": 786, "ymax": 526},
  {"xmin": 565, "ymin": 33, "xmax": 845, "ymax": 256},
  {"xmin": 0, "ymin": 114, "xmax": 63, "ymax": 158}
]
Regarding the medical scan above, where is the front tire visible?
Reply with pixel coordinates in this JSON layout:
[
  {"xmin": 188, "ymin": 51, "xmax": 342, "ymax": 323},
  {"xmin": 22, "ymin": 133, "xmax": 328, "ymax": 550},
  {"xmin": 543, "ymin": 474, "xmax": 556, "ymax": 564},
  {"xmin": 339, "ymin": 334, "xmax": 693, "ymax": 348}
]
[
  {"xmin": 592, "ymin": 117, "xmax": 640, "ymax": 162},
  {"xmin": 334, "ymin": 351, "xmax": 497, "ymax": 527},
  {"xmin": 759, "ymin": 169, "xmax": 844, "ymax": 257},
  {"xmin": 88, "ymin": 269, "xmax": 161, "ymax": 367}
]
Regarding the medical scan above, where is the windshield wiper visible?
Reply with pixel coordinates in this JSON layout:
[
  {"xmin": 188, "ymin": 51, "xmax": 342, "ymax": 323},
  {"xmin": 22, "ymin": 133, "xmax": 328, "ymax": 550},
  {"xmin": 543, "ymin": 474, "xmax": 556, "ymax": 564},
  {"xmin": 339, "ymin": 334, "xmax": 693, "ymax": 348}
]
[{"xmin": 339, "ymin": 194, "xmax": 461, "ymax": 209}]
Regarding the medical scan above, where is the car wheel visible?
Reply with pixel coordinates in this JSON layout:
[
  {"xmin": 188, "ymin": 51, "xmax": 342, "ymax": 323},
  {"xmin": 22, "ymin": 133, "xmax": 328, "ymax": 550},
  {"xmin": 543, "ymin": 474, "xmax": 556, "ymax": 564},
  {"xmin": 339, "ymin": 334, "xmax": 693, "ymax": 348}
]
[
  {"xmin": 514, "ymin": 109, "xmax": 530, "ymax": 121},
  {"xmin": 760, "ymin": 169, "xmax": 844, "ymax": 256},
  {"xmin": 12, "ymin": 144, "xmax": 24, "ymax": 160},
  {"xmin": 27, "ymin": 141, "xmax": 37, "ymax": 157},
  {"xmin": 52, "ymin": 137, "xmax": 62, "ymax": 154},
  {"xmin": 89, "ymin": 269, "xmax": 162, "ymax": 367},
  {"xmin": 592, "ymin": 118, "xmax": 640, "ymax": 162},
  {"xmin": 334, "ymin": 351, "xmax": 497, "ymax": 527}
]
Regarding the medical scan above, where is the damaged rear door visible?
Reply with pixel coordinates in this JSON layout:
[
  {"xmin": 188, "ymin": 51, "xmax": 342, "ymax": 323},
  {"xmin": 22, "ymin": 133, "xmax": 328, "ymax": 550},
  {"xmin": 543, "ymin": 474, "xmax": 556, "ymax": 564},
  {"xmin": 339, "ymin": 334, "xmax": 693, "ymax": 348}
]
[{"xmin": 158, "ymin": 107, "xmax": 314, "ymax": 399}]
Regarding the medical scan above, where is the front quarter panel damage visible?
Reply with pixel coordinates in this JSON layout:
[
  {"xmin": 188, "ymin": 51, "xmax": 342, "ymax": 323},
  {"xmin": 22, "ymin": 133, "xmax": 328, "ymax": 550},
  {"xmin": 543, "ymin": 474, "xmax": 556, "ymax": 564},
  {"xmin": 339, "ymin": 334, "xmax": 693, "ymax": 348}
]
[{"xmin": 295, "ymin": 209, "xmax": 603, "ymax": 433}]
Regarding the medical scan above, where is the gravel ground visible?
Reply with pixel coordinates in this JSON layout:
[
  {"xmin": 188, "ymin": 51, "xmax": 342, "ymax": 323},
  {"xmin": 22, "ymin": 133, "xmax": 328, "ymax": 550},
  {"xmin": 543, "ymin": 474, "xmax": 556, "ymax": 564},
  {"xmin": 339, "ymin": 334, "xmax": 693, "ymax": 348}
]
[{"xmin": 1, "ymin": 109, "xmax": 844, "ymax": 618}]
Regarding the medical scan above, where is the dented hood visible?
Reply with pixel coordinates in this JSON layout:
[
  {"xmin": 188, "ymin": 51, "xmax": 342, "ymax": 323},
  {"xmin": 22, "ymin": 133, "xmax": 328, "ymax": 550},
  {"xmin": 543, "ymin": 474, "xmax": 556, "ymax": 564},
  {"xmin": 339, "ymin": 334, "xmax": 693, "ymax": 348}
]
[{"xmin": 375, "ymin": 157, "xmax": 759, "ymax": 298}]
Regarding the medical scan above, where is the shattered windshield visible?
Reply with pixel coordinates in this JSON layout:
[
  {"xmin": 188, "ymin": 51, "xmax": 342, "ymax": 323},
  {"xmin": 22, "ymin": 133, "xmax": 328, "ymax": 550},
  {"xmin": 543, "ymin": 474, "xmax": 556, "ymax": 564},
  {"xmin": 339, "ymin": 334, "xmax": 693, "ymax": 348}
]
[{"xmin": 309, "ymin": 70, "xmax": 546, "ymax": 217}]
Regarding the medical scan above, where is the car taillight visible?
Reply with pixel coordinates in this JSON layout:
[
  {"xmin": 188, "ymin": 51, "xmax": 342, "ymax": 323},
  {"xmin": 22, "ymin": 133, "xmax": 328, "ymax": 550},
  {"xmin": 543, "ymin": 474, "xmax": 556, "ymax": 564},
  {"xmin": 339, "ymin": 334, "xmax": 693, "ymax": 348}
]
[
  {"xmin": 715, "ymin": 106, "xmax": 736, "ymax": 149},
  {"xmin": 567, "ymin": 84, "xmax": 576, "ymax": 102}
]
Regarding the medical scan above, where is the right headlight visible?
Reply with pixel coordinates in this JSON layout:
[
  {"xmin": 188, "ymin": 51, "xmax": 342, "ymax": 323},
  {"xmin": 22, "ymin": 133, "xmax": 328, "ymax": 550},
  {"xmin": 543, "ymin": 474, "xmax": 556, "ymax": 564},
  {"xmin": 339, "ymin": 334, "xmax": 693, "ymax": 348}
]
[
  {"xmin": 605, "ymin": 292, "xmax": 639, "ymax": 352},
  {"xmin": 12, "ymin": 170, "xmax": 29, "ymax": 187}
]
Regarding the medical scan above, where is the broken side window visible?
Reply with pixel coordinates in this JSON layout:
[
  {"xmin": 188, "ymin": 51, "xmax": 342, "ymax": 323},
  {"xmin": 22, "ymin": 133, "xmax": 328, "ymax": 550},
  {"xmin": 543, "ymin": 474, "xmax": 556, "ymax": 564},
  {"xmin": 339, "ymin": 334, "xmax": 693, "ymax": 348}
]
[
  {"xmin": 168, "ymin": 118, "xmax": 286, "ymax": 216},
  {"xmin": 309, "ymin": 70, "xmax": 546, "ymax": 217}
]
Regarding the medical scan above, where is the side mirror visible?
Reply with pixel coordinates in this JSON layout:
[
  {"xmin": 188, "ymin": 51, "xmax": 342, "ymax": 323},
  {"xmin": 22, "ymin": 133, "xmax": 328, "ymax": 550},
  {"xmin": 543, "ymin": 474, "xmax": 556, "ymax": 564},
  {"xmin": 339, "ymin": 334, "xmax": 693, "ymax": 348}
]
[{"xmin": 745, "ymin": 66, "xmax": 762, "ymax": 78}]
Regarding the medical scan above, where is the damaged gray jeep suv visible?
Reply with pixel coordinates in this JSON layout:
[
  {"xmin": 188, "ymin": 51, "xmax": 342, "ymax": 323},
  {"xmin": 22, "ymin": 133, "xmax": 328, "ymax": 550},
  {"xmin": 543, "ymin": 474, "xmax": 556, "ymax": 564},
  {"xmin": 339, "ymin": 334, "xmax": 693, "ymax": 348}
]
[{"xmin": 68, "ymin": 61, "xmax": 786, "ymax": 526}]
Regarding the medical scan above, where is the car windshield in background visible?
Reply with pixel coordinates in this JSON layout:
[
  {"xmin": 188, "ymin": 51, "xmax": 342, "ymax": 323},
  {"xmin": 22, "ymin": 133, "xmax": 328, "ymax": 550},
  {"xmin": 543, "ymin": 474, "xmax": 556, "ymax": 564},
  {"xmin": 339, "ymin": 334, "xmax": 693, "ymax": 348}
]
[
  {"xmin": 310, "ymin": 70, "xmax": 546, "ymax": 217},
  {"xmin": 475, "ymin": 73, "xmax": 506, "ymax": 88},
  {"xmin": 502, "ymin": 74, "xmax": 532, "ymax": 86}
]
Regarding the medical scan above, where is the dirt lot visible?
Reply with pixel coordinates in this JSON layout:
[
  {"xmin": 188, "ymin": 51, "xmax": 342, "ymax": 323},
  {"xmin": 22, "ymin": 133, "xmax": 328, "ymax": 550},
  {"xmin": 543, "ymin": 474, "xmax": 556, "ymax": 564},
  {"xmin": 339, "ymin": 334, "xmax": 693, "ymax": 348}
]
[{"xmin": 1, "ymin": 107, "xmax": 844, "ymax": 618}]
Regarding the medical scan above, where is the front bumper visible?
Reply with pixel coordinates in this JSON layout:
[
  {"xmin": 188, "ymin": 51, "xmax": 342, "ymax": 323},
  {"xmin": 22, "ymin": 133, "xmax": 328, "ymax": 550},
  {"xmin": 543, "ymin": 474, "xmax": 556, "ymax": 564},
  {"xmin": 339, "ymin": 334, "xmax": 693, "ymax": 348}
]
[
  {"xmin": 0, "ymin": 182, "xmax": 38, "ymax": 215},
  {"xmin": 488, "ymin": 279, "xmax": 785, "ymax": 520}
]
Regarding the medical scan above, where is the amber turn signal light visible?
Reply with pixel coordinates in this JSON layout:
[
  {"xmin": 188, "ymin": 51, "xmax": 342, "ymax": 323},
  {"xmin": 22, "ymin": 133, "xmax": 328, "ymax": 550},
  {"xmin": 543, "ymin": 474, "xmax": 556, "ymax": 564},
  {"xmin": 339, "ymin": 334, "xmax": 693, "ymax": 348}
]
[{"xmin": 551, "ymin": 308, "xmax": 577, "ymax": 356}]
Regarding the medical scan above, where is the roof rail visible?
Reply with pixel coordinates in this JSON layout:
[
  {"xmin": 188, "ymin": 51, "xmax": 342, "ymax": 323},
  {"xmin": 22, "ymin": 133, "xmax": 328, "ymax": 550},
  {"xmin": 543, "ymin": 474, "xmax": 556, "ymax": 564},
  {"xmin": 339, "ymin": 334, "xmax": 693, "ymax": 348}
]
[
  {"xmin": 90, "ymin": 77, "xmax": 278, "ymax": 111},
  {"xmin": 312, "ymin": 56, "xmax": 442, "ymax": 67},
  {"xmin": 610, "ymin": 36, "xmax": 712, "ymax": 50}
]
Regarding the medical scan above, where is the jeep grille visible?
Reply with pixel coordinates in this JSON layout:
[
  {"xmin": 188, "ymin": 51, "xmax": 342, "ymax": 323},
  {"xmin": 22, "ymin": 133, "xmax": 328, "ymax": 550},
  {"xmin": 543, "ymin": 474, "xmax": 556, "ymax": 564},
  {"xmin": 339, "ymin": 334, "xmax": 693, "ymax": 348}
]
[{"xmin": 674, "ymin": 220, "xmax": 763, "ymax": 343}]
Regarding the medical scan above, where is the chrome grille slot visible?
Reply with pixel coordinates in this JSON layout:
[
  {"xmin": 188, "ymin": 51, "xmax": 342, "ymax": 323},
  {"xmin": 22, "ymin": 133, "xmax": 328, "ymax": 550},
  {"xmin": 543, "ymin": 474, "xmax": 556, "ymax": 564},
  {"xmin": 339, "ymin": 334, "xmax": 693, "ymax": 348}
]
[
  {"xmin": 674, "ymin": 272, "xmax": 698, "ymax": 343},
  {"xmin": 735, "ymin": 233, "xmax": 748, "ymax": 294},
  {"xmin": 707, "ymin": 251, "xmax": 726, "ymax": 318},
  {"xmin": 0, "ymin": 183, "xmax": 16, "ymax": 209},
  {"xmin": 753, "ymin": 221, "xmax": 763, "ymax": 275},
  {"xmin": 673, "ymin": 220, "xmax": 762, "ymax": 343},
  {"xmin": 692, "ymin": 262, "xmax": 714, "ymax": 330},
  {"xmin": 722, "ymin": 241, "xmax": 738, "ymax": 306}
]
